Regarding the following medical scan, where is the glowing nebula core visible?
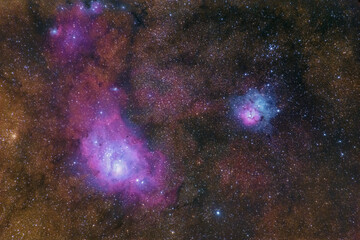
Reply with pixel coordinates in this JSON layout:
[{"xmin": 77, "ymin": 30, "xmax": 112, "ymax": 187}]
[
  {"xmin": 79, "ymin": 106, "xmax": 173, "ymax": 206},
  {"xmin": 232, "ymin": 89, "xmax": 278, "ymax": 131},
  {"xmin": 239, "ymin": 104, "xmax": 262, "ymax": 126}
]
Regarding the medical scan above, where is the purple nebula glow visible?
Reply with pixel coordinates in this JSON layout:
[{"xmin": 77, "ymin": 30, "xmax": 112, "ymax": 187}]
[
  {"xmin": 47, "ymin": 2, "xmax": 104, "ymax": 62},
  {"xmin": 74, "ymin": 2, "xmax": 104, "ymax": 15},
  {"xmin": 239, "ymin": 104, "xmax": 262, "ymax": 126},
  {"xmin": 90, "ymin": 2, "xmax": 104, "ymax": 14},
  {"xmin": 232, "ymin": 88, "xmax": 278, "ymax": 131},
  {"xmin": 80, "ymin": 111, "xmax": 173, "ymax": 206}
]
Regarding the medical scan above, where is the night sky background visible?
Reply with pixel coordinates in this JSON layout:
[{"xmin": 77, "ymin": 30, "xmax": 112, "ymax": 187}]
[{"xmin": 0, "ymin": 0, "xmax": 359, "ymax": 239}]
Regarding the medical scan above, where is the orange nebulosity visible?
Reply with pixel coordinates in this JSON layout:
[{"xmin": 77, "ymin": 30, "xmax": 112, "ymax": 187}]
[{"xmin": 95, "ymin": 13, "xmax": 132, "ymax": 73}]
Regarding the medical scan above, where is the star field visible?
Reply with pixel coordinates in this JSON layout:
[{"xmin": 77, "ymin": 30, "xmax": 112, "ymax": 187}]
[{"xmin": 0, "ymin": 0, "xmax": 359, "ymax": 239}]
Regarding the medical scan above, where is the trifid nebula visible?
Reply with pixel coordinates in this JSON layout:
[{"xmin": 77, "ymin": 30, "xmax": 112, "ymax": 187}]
[{"xmin": 0, "ymin": 1, "xmax": 359, "ymax": 239}]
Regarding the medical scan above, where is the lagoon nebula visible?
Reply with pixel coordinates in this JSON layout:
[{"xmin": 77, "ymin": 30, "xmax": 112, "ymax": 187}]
[
  {"xmin": 80, "ymin": 107, "xmax": 175, "ymax": 207},
  {"xmin": 0, "ymin": 0, "xmax": 359, "ymax": 239}
]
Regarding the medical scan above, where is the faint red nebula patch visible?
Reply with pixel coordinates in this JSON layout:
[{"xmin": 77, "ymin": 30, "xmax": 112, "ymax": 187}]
[{"xmin": 216, "ymin": 145, "xmax": 272, "ymax": 195}]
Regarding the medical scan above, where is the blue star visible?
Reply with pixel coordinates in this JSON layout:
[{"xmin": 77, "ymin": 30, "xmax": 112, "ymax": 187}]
[{"xmin": 50, "ymin": 28, "xmax": 58, "ymax": 36}]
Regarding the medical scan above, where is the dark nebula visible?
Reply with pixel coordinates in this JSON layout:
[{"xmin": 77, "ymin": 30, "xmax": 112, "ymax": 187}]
[{"xmin": 0, "ymin": 0, "xmax": 359, "ymax": 239}]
